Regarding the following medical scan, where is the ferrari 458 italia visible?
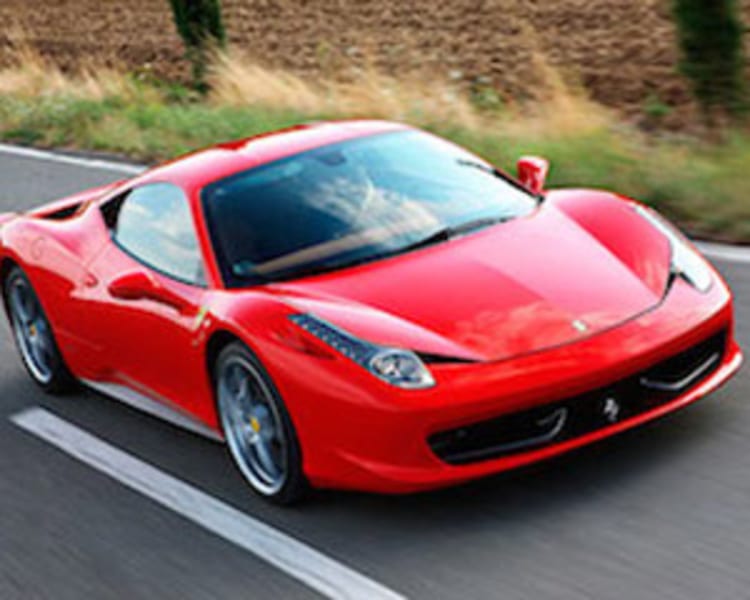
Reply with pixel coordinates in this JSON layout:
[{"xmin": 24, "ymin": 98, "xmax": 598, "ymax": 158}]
[{"xmin": 0, "ymin": 121, "xmax": 742, "ymax": 503}]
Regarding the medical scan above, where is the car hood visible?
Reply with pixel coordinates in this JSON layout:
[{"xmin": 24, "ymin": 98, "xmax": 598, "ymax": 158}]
[{"xmin": 272, "ymin": 193, "xmax": 672, "ymax": 362}]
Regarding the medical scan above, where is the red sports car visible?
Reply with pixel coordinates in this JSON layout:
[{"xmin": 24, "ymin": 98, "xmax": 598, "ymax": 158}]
[{"xmin": 0, "ymin": 121, "xmax": 742, "ymax": 503}]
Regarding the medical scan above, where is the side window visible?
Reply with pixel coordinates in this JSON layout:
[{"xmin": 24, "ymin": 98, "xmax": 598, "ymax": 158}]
[{"xmin": 109, "ymin": 183, "xmax": 206, "ymax": 286}]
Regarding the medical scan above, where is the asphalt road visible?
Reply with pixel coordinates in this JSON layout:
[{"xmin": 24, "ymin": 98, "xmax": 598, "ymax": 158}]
[{"xmin": 0, "ymin": 148, "xmax": 748, "ymax": 600}]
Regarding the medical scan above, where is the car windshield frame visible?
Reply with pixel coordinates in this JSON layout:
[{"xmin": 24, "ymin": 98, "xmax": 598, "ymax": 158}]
[{"xmin": 201, "ymin": 130, "xmax": 538, "ymax": 288}]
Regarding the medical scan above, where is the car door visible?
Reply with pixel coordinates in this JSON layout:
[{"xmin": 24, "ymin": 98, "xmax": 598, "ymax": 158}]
[{"xmin": 81, "ymin": 182, "xmax": 210, "ymax": 412}]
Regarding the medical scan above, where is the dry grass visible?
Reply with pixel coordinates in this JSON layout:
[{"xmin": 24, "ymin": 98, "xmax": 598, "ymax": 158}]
[
  {"xmin": 207, "ymin": 49, "xmax": 612, "ymax": 139},
  {"xmin": 207, "ymin": 50, "xmax": 482, "ymax": 128},
  {"xmin": 0, "ymin": 46, "xmax": 606, "ymax": 140},
  {"xmin": 501, "ymin": 51, "xmax": 611, "ymax": 139},
  {"xmin": 0, "ymin": 47, "xmax": 160, "ymax": 103}
]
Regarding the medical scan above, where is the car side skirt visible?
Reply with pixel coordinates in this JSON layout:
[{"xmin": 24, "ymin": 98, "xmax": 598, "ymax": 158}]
[{"xmin": 81, "ymin": 379, "xmax": 224, "ymax": 443}]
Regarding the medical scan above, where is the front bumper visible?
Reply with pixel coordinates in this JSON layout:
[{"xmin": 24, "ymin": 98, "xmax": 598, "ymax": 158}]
[{"xmin": 270, "ymin": 277, "xmax": 743, "ymax": 494}]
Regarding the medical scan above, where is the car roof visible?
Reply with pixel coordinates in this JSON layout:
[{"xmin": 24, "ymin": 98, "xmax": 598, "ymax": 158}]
[{"xmin": 134, "ymin": 120, "xmax": 410, "ymax": 195}]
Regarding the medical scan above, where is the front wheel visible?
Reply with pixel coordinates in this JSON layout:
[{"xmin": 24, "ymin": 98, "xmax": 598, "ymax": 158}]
[
  {"xmin": 3, "ymin": 266, "xmax": 75, "ymax": 393},
  {"xmin": 215, "ymin": 342, "xmax": 307, "ymax": 505}
]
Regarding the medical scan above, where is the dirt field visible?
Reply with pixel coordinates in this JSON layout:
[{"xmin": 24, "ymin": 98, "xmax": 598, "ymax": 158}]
[
  {"xmin": 1, "ymin": 0, "xmax": 748, "ymax": 124},
  {"xmin": 0, "ymin": 0, "xmax": 189, "ymax": 80}
]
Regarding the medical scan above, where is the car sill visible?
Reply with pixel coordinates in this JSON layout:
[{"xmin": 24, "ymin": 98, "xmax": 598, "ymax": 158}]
[{"xmin": 80, "ymin": 379, "xmax": 224, "ymax": 443}]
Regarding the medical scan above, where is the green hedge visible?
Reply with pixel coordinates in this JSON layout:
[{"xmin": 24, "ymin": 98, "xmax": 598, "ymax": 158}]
[
  {"xmin": 168, "ymin": 0, "xmax": 226, "ymax": 90},
  {"xmin": 673, "ymin": 0, "xmax": 745, "ymax": 118}
]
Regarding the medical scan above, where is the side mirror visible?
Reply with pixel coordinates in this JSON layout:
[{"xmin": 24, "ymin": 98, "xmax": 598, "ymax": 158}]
[
  {"xmin": 517, "ymin": 156, "xmax": 549, "ymax": 196},
  {"xmin": 108, "ymin": 270, "xmax": 190, "ymax": 313}
]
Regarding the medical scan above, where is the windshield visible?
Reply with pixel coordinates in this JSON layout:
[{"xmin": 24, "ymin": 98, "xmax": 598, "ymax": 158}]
[{"xmin": 202, "ymin": 130, "xmax": 537, "ymax": 286}]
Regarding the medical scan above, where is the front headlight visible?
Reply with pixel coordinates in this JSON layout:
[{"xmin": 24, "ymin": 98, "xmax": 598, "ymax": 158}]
[
  {"xmin": 634, "ymin": 205, "xmax": 713, "ymax": 293},
  {"xmin": 289, "ymin": 313, "xmax": 436, "ymax": 389}
]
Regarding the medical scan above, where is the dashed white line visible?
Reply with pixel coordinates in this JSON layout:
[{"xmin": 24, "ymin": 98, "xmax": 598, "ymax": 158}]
[
  {"xmin": 0, "ymin": 143, "xmax": 145, "ymax": 175},
  {"xmin": 11, "ymin": 407, "xmax": 406, "ymax": 600}
]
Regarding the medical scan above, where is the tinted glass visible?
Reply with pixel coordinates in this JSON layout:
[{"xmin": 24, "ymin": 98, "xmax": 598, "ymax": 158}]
[
  {"xmin": 202, "ymin": 130, "xmax": 536, "ymax": 286},
  {"xmin": 115, "ymin": 183, "xmax": 205, "ymax": 285}
]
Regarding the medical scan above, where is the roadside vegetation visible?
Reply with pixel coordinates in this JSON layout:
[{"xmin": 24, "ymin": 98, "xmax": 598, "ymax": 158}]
[
  {"xmin": 167, "ymin": 0, "xmax": 225, "ymax": 91},
  {"xmin": 0, "ymin": 49, "xmax": 749, "ymax": 242},
  {"xmin": 673, "ymin": 0, "xmax": 746, "ymax": 121}
]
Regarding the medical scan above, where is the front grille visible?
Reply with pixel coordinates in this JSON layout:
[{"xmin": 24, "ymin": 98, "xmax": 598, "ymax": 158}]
[{"xmin": 429, "ymin": 329, "xmax": 727, "ymax": 465}]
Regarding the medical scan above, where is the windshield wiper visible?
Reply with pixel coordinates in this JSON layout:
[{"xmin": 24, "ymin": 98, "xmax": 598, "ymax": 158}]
[
  {"xmin": 456, "ymin": 158, "xmax": 543, "ymax": 202},
  {"xmin": 456, "ymin": 158, "xmax": 498, "ymax": 175},
  {"xmin": 400, "ymin": 216, "xmax": 511, "ymax": 253}
]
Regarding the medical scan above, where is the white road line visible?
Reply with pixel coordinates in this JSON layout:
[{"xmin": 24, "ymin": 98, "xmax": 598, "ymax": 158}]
[
  {"xmin": 696, "ymin": 242, "xmax": 750, "ymax": 265},
  {"xmin": 11, "ymin": 407, "xmax": 406, "ymax": 600},
  {"xmin": 0, "ymin": 143, "xmax": 145, "ymax": 175}
]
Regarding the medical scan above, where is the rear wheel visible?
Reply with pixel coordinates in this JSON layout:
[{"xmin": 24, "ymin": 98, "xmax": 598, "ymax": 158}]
[
  {"xmin": 215, "ymin": 342, "xmax": 307, "ymax": 504},
  {"xmin": 3, "ymin": 266, "xmax": 74, "ymax": 393}
]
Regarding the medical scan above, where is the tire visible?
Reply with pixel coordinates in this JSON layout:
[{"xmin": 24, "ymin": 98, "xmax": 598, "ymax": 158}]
[
  {"xmin": 3, "ymin": 266, "xmax": 75, "ymax": 394},
  {"xmin": 214, "ymin": 341, "xmax": 307, "ymax": 505}
]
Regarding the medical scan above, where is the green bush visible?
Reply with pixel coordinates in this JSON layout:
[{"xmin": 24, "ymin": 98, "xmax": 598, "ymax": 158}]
[
  {"xmin": 168, "ymin": 0, "xmax": 226, "ymax": 91},
  {"xmin": 673, "ymin": 0, "xmax": 746, "ymax": 119}
]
